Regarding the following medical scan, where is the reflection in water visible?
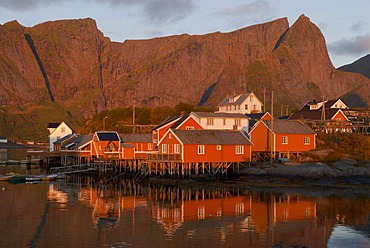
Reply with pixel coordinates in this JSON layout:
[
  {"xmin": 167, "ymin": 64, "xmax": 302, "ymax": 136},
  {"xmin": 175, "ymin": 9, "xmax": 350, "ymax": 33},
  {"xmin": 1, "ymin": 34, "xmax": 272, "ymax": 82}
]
[
  {"xmin": 328, "ymin": 224, "xmax": 370, "ymax": 248},
  {"xmin": 1, "ymin": 176, "xmax": 370, "ymax": 247}
]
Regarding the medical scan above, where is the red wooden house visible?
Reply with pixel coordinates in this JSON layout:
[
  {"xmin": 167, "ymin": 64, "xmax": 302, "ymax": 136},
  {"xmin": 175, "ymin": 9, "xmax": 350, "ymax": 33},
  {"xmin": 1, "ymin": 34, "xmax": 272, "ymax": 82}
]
[
  {"xmin": 91, "ymin": 131, "xmax": 122, "ymax": 159},
  {"xmin": 120, "ymin": 133, "xmax": 156, "ymax": 159},
  {"xmin": 152, "ymin": 114, "xmax": 203, "ymax": 147},
  {"xmin": 158, "ymin": 129, "xmax": 252, "ymax": 163},
  {"xmin": 249, "ymin": 119, "xmax": 316, "ymax": 158}
]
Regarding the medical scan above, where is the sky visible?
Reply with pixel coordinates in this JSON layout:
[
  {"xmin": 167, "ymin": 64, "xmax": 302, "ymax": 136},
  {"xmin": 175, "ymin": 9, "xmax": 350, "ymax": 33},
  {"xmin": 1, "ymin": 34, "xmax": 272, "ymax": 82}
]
[{"xmin": 0, "ymin": 0, "xmax": 369, "ymax": 67}]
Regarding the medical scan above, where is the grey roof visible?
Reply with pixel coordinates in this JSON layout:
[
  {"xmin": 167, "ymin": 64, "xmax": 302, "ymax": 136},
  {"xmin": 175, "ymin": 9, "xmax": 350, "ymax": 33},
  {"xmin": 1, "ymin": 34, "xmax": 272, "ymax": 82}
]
[
  {"xmin": 122, "ymin": 143, "xmax": 135, "ymax": 148},
  {"xmin": 152, "ymin": 115, "xmax": 180, "ymax": 130},
  {"xmin": 289, "ymin": 108, "xmax": 344, "ymax": 121},
  {"xmin": 217, "ymin": 93, "xmax": 251, "ymax": 107},
  {"xmin": 120, "ymin": 133, "xmax": 152, "ymax": 143},
  {"xmin": 263, "ymin": 120, "xmax": 316, "ymax": 134},
  {"xmin": 62, "ymin": 134, "xmax": 93, "ymax": 150},
  {"xmin": 54, "ymin": 134, "xmax": 76, "ymax": 145},
  {"xmin": 96, "ymin": 131, "xmax": 120, "ymax": 141},
  {"xmin": 47, "ymin": 122, "xmax": 61, "ymax": 128},
  {"xmin": 171, "ymin": 129, "xmax": 252, "ymax": 145},
  {"xmin": 246, "ymin": 112, "xmax": 269, "ymax": 120},
  {"xmin": 171, "ymin": 114, "xmax": 191, "ymax": 128},
  {"xmin": 192, "ymin": 112, "xmax": 247, "ymax": 118}
]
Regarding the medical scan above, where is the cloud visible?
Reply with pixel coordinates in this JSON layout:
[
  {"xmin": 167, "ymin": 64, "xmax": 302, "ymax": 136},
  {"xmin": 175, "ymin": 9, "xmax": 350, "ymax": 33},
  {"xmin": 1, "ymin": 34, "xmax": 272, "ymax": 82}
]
[
  {"xmin": 143, "ymin": 0, "xmax": 195, "ymax": 23},
  {"xmin": 213, "ymin": 0, "xmax": 275, "ymax": 22},
  {"xmin": 329, "ymin": 34, "xmax": 370, "ymax": 56},
  {"xmin": 350, "ymin": 21, "xmax": 366, "ymax": 32},
  {"xmin": 0, "ymin": 0, "xmax": 63, "ymax": 11},
  {"xmin": 0, "ymin": 0, "xmax": 195, "ymax": 23}
]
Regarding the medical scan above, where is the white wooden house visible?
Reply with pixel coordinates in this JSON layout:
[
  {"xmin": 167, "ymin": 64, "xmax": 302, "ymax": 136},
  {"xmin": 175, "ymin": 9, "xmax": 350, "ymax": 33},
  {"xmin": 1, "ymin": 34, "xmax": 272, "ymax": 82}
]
[
  {"xmin": 217, "ymin": 92, "xmax": 263, "ymax": 114},
  {"xmin": 190, "ymin": 112, "xmax": 249, "ymax": 132},
  {"xmin": 47, "ymin": 122, "xmax": 74, "ymax": 152}
]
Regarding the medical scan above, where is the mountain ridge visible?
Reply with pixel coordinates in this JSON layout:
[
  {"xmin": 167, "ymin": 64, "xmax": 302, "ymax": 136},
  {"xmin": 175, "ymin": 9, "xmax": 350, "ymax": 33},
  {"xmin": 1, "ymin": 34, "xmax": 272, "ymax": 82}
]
[{"xmin": 0, "ymin": 15, "xmax": 370, "ymax": 141}]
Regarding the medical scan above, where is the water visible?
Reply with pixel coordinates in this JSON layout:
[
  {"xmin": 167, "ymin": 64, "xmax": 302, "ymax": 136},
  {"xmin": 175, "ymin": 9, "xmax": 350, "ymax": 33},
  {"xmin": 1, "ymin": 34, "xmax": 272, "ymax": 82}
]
[
  {"xmin": 1, "ymin": 148, "xmax": 369, "ymax": 247},
  {"xmin": 1, "ymin": 175, "xmax": 369, "ymax": 248}
]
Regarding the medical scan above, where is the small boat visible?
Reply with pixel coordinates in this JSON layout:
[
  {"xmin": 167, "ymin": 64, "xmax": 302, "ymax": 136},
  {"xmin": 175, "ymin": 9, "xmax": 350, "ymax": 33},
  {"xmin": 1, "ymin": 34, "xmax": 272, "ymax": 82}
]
[
  {"xmin": 0, "ymin": 174, "xmax": 16, "ymax": 181},
  {"xmin": 41, "ymin": 174, "xmax": 58, "ymax": 181},
  {"xmin": 9, "ymin": 175, "xmax": 27, "ymax": 184},
  {"xmin": 25, "ymin": 175, "xmax": 43, "ymax": 182}
]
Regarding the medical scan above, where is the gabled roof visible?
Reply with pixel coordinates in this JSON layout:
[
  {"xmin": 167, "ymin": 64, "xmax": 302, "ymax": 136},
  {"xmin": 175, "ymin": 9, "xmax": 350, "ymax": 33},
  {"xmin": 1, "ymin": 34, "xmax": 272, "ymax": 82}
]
[
  {"xmin": 262, "ymin": 120, "xmax": 316, "ymax": 134},
  {"xmin": 62, "ymin": 134, "xmax": 93, "ymax": 150},
  {"xmin": 217, "ymin": 93, "xmax": 252, "ymax": 107},
  {"xmin": 171, "ymin": 114, "xmax": 191, "ymax": 129},
  {"xmin": 54, "ymin": 134, "xmax": 76, "ymax": 145},
  {"xmin": 152, "ymin": 115, "xmax": 181, "ymax": 130},
  {"xmin": 246, "ymin": 112, "xmax": 271, "ymax": 120},
  {"xmin": 171, "ymin": 129, "xmax": 252, "ymax": 145},
  {"xmin": 191, "ymin": 112, "xmax": 247, "ymax": 119},
  {"xmin": 120, "ymin": 133, "xmax": 152, "ymax": 143},
  {"xmin": 47, "ymin": 122, "xmax": 61, "ymax": 129},
  {"xmin": 95, "ymin": 131, "xmax": 120, "ymax": 141},
  {"xmin": 288, "ymin": 108, "xmax": 347, "ymax": 121}
]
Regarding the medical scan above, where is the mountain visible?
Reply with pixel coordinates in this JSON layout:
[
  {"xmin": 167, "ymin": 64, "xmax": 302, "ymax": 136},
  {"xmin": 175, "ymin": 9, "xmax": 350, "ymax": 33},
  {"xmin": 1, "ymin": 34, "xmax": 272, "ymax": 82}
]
[
  {"xmin": 1, "ymin": 15, "xmax": 370, "ymax": 141},
  {"xmin": 338, "ymin": 54, "xmax": 370, "ymax": 79}
]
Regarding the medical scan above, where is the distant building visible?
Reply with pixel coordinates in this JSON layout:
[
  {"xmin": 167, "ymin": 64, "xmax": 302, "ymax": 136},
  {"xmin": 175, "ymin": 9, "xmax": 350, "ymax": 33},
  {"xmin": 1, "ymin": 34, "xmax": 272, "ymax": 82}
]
[
  {"xmin": 217, "ymin": 92, "xmax": 263, "ymax": 114},
  {"xmin": 190, "ymin": 112, "xmax": 249, "ymax": 132},
  {"xmin": 47, "ymin": 122, "xmax": 74, "ymax": 152},
  {"xmin": 0, "ymin": 137, "xmax": 8, "ymax": 143}
]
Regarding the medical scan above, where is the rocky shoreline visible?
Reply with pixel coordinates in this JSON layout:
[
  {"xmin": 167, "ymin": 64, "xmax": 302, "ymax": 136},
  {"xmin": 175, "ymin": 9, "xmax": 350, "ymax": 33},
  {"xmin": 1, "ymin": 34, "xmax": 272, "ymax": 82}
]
[{"xmin": 234, "ymin": 159, "xmax": 370, "ymax": 188}]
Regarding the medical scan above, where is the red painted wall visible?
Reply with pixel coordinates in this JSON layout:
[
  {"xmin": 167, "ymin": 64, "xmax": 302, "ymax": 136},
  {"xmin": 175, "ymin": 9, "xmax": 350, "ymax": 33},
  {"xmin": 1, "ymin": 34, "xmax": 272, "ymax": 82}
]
[
  {"xmin": 275, "ymin": 133, "xmax": 315, "ymax": 152},
  {"xmin": 250, "ymin": 122, "xmax": 272, "ymax": 152}
]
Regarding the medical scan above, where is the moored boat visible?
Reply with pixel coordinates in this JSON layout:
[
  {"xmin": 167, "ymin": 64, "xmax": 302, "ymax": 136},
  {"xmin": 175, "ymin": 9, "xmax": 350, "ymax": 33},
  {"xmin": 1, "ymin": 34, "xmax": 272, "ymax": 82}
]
[
  {"xmin": 41, "ymin": 174, "xmax": 58, "ymax": 181},
  {"xmin": 0, "ymin": 174, "xmax": 16, "ymax": 181},
  {"xmin": 9, "ymin": 175, "xmax": 27, "ymax": 184},
  {"xmin": 25, "ymin": 175, "xmax": 42, "ymax": 182}
]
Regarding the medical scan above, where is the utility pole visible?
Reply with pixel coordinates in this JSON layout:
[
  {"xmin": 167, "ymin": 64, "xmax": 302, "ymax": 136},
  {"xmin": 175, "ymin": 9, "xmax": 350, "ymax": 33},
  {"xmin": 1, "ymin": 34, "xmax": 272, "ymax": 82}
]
[
  {"xmin": 133, "ymin": 100, "xmax": 136, "ymax": 133},
  {"xmin": 270, "ymin": 91, "xmax": 274, "ymax": 165},
  {"xmin": 103, "ymin": 116, "xmax": 107, "ymax": 131}
]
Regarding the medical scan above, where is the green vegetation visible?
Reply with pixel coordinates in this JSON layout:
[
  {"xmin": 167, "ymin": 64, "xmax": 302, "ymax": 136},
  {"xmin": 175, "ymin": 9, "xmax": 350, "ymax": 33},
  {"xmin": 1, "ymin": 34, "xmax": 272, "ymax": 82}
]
[
  {"xmin": 315, "ymin": 133, "xmax": 370, "ymax": 164},
  {"xmin": 82, "ymin": 102, "xmax": 213, "ymax": 134}
]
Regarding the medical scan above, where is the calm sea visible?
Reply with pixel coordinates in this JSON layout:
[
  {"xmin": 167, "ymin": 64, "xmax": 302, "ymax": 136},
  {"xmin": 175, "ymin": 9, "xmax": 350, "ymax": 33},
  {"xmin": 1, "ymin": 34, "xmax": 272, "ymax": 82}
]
[{"xmin": 0, "ymin": 148, "xmax": 370, "ymax": 247}]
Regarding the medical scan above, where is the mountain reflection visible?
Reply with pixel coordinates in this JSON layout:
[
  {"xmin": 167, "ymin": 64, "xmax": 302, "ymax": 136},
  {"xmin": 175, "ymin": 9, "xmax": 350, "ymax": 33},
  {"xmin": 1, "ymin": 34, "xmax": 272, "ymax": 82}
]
[{"xmin": 40, "ymin": 176, "xmax": 368, "ymax": 247}]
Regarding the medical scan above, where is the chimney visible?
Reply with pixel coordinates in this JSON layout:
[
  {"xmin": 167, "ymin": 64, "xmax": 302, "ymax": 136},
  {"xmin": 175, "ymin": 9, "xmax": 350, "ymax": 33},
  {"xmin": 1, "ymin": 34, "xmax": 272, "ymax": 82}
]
[
  {"xmin": 233, "ymin": 125, "xmax": 238, "ymax": 130},
  {"xmin": 180, "ymin": 111, "xmax": 185, "ymax": 117}
]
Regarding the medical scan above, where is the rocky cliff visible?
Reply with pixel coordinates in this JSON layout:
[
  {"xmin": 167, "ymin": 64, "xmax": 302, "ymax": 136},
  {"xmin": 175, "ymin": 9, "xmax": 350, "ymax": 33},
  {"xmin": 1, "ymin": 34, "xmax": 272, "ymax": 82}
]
[
  {"xmin": 338, "ymin": 54, "xmax": 370, "ymax": 79},
  {"xmin": 1, "ymin": 15, "xmax": 370, "ymax": 141}
]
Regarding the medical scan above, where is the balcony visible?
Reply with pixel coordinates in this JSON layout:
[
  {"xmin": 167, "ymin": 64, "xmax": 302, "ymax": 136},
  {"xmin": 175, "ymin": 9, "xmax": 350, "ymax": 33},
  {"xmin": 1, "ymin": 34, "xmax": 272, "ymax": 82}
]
[{"xmin": 147, "ymin": 153, "xmax": 182, "ymax": 162}]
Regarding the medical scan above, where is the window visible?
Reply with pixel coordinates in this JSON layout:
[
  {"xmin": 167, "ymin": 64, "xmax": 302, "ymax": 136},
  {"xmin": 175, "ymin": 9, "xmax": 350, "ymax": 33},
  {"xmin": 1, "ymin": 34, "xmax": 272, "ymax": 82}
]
[
  {"xmin": 207, "ymin": 118, "xmax": 214, "ymax": 126},
  {"xmin": 245, "ymin": 104, "xmax": 248, "ymax": 110},
  {"xmin": 234, "ymin": 119, "xmax": 241, "ymax": 126},
  {"xmin": 61, "ymin": 127, "xmax": 66, "ymax": 133},
  {"xmin": 217, "ymin": 145, "xmax": 222, "ymax": 150},
  {"xmin": 282, "ymin": 136, "xmax": 288, "ymax": 144},
  {"xmin": 198, "ymin": 145, "xmax": 205, "ymax": 154},
  {"xmin": 235, "ymin": 145, "xmax": 244, "ymax": 154},
  {"xmin": 304, "ymin": 137, "xmax": 310, "ymax": 145},
  {"xmin": 169, "ymin": 133, "xmax": 172, "ymax": 139},
  {"xmin": 186, "ymin": 126, "xmax": 194, "ymax": 130},
  {"xmin": 148, "ymin": 143, "xmax": 153, "ymax": 150},
  {"xmin": 253, "ymin": 104, "xmax": 257, "ymax": 110},
  {"xmin": 174, "ymin": 144, "xmax": 180, "ymax": 154},
  {"xmin": 223, "ymin": 118, "xmax": 226, "ymax": 126},
  {"xmin": 162, "ymin": 144, "xmax": 167, "ymax": 153}
]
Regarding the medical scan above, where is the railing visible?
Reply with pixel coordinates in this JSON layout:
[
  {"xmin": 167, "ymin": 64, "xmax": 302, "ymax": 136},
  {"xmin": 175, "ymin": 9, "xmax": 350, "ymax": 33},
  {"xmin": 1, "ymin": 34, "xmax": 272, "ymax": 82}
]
[
  {"xmin": 147, "ymin": 153, "xmax": 182, "ymax": 162},
  {"xmin": 50, "ymin": 163, "xmax": 97, "ymax": 174}
]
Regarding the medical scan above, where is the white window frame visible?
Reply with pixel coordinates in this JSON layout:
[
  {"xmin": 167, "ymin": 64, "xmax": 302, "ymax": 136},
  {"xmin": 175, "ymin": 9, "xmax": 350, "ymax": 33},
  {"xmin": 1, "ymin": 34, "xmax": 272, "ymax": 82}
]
[
  {"xmin": 174, "ymin": 144, "xmax": 180, "ymax": 154},
  {"xmin": 207, "ymin": 118, "xmax": 214, "ymax": 126},
  {"xmin": 304, "ymin": 137, "xmax": 310, "ymax": 145},
  {"xmin": 217, "ymin": 145, "xmax": 222, "ymax": 150},
  {"xmin": 186, "ymin": 126, "xmax": 194, "ymax": 130},
  {"xmin": 235, "ymin": 145, "xmax": 244, "ymax": 154},
  {"xmin": 162, "ymin": 144, "xmax": 167, "ymax": 153},
  {"xmin": 282, "ymin": 136, "xmax": 288, "ymax": 144},
  {"xmin": 234, "ymin": 119, "xmax": 241, "ymax": 126},
  {"xmin": 198, "ymin": 145, "xmax": 205, "ymax": 154},
  {"xmin": 148, "ymin": 143, "xmax": 153, "ymax": 150}
]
